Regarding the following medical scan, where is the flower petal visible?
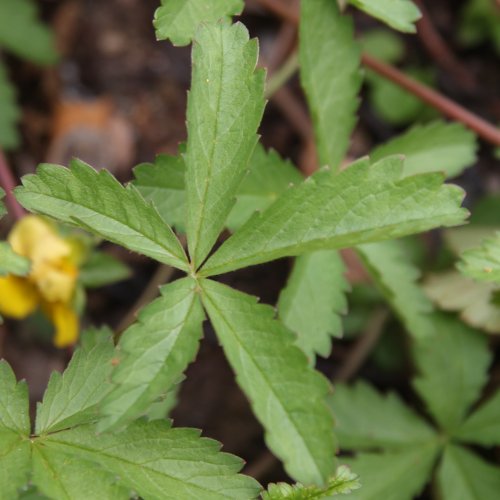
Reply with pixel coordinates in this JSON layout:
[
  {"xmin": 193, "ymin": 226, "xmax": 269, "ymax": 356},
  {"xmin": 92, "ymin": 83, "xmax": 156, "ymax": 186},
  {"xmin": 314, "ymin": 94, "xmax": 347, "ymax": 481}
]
[
  {"xmin": 43, "ymin": 301, "xmax": 79, "ymax": 348},
  {"xmin": 0, "ymin": 275, "xmax": 39, "ymax": 318}
]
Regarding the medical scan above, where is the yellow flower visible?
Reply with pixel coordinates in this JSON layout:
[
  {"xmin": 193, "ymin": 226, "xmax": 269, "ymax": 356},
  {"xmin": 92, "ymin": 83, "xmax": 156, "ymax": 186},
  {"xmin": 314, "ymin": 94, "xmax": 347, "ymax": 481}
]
[{"xmin": 0, "ymin": 216, "xmax": 80, "ymax": 348}]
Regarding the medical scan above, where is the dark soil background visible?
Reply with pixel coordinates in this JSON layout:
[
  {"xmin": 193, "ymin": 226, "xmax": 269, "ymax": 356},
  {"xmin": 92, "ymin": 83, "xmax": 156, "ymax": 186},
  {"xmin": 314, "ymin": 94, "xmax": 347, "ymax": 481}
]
[{"xmin": 1, "ymin": 0, "xmax": 499, "ymax": 493}]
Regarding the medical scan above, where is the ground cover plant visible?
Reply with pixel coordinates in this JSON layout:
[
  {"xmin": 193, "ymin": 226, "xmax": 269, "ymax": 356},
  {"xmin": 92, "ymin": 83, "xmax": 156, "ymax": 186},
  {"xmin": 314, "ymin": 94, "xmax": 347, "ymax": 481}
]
[{"xmin": 0, "ymin": 0, "xmax": 499, "ymax": 498}]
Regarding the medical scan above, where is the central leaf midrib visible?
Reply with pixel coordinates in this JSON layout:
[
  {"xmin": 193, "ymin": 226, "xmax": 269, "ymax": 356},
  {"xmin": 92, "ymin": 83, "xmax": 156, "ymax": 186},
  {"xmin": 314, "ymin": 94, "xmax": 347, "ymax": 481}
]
[{"xmin": 189, "ymin": 27, "xmax": 225, "ymax": 266}]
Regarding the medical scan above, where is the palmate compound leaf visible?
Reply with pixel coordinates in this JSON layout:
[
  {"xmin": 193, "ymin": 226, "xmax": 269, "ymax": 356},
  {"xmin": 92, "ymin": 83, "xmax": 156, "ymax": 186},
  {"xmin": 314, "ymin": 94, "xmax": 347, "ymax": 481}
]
[
  {"xmin": 371, "ymin": 121, "xmax": 478, "ymax": 179},
  {"xmin": 458, "ymin": 232, "xmax": 500, "ymax": 283},
  {"xmin": 342, "ymin": 444, "xmax": 439, "ymax": 500},
  {"xmin": 99, "ymin": 278, "xmax": 205, "ymax": 431},
  {"xmin": 277, "ymin": 250, "xmax": 349, "ymax": 362},
  {"xmin": 200, "ymin": 279, "xmax": 336, "ymax": 486},
  {"xmin": 185, "ymin": 21, "xmax": 265, "ymax": 267},
  {"xmin": 200, "ymin": 155, "xmax": 467, "ymax": 277},
  {"xmin": 0, "ymin": 0, "xmax": 57, "ymax": 65},
  {"xmin": 154, "ymin": 0, "xmax": 243, "ymax": 46},
  {"xmin": 41, "ymin": 420, "xmax": 261, "ymax": 500},
  {"xmin": 35, "ymin": 332, "xmax": 115, "ymax": 435},
  {"xmin": 412, "ymin": 313, "xmax": 492, "ymax": 433},
  {"xmin": 330, "ymin": 381, "xmax": 436, "ymax": 450},
  {"xmin": 454, "ymin": 390, "xmax": 500, "ymax": 446},
  {"xmin": 133, "ymin": 142, "xmax": 303, "ymax": 234},
  {"xmin": 357, "ymin": 239, "xmax": 436, "ymax": 339},
  {"xmin": 347, "ymin": 0, "xmax": 421, "ymax": 33},
  {"xmin": 14, "ymin": 158, "xmax": 189, "ymax": 271},
  {"xmin": 0, "ymin": 361, "xmax": 31, "ymax": 500},
  {"xmin": 437, "ymin": 444, "xmax": 500, "ymax": 500},
  {"xmin": 299, "ymin": 0, "xmax": 361, "ymax": 171},
  {"xmin": 0, "ymin": 62, "xmax": 20, "ymax": 150}
]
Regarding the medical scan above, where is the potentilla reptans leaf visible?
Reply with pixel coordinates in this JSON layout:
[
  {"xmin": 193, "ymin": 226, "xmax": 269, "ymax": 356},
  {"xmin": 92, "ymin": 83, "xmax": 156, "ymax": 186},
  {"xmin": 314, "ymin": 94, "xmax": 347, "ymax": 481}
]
[
  {"xmin": 185, "ymin": 22, "xmax": 265, "ymax": 267},
  {"xmin": 342, "ymin": 445, "xmax": 439, "ymax": 500},
  {"xmin": 0, "ymin": 0, "xmax": 57, "ymax": 64},
  {"xmin": 278, "ymin": 250, "xmax": 348, "ymax": 361},
  {"xmin": 300, "ymin": 0, "xmax": 361, "ymax": 170},
  {"xmin": 43, "ymin": 421, "xmax": 261, "ymax": 499},
  {"xmin": 154, "ymin": 0, "xmax": 244, "ymax": 46},
  {"xmin": 330, "ymin": 382, "xmax": 436, "ymax": 450},
  {"xmin": 437, "ymin": 445, "xmax": 500, "ymax": 500},
  {"xmin": 99, "ymin": 278, "xmax": 204, "ymax": 432},
  {"xmin": 14, "ymin": 158, "xmax": 189, "ymax": 271},
  {"xmin": 458, "ymin": 232, "xmax": 500, "ymax": 283},
  {"xmin": 0, "ymin": 361, "xmax": 31, "ymax": 499},
  {"xmin": 0, "ymin": 242, "xmax": 30, "ymax": 276},
  {"xmin": 347, "ymin": 0, "xmax": 421, "ymax": 33},
  {"xmin": 31, "ymin": 444, "xmax": 130, "ymax": 500},
  {"xmin": 454, "ymin": 390, "xmax": 500, "ymax": 446},
  {"xmin": 35, "ymin": 333, "xmax": 115, "ymax": 435},
  {"xmin": 200, "ymin": 279, "xmax": 336, "ymax": 486},
  {"xmin": 0, "ymin": 62, "xmax": 20, "ymax": 150},
  {"xmin": 200, "ymin": 156, "xmax": 467, "ymax": 276},
  {"xmin": 357, "ymin": 240, "xmax": 435, "ymax": 339},
  {"xmin": 371, "ymin": 121, "xmax": 477, "ymax": 178},
  {"xmin": 412, "ymin": 313, "xmax": 492, "ymax": 433}
]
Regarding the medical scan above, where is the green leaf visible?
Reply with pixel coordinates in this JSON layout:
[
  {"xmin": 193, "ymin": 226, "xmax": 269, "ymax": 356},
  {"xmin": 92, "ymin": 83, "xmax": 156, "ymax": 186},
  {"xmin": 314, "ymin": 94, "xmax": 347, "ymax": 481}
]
[
  {"xmin": 0, "ymin": 242, "xmax": 30, "ymax": 276},
  {"xmin": 454, "ymin": 390, "xmax": 500, "ymax": 446},
  {"xmin": 99, "ymin": 278, "xmax": 204, "ymax": 431},
  {"xmin": 15, "ymin": 158, "xmax": 188, "ymax": 271},
  {"xmin": 35, "ymin": 334, "xmax": 115, "ymax": 435},
  {"xmin": 200, "ymin": 279, "xmax": 336, "ymax": 486},
  {"xmin": 278, "ymin": 250, "xmax": 348, "ymax": 361},
  {"xmin": 226, "ymin": 144, "xmax": 303, "ymax": 232},
  {"xmin": 359, "ymin": 29, "xmax": 404, "ymax": 63},
  {"xmin": 330, "ymin": 382, "xmax": 436, "ymax": 450},
  {"xmin": 437, "ymin": 444, "xmax": 500, "ymax": 500},
  {"xmin": 0, "ymin": 0, "xmax": 57, "ymax": 64},
  {"xmin": 133, "ymin": 144, "xmax": 302, "ymax": 235},
  {"xmin": 133, "ymin": 151, "xmax": 187, "ymax": 232},
  {"xmin": 0, "ymin": 360, "xmax": 30, "ymax": 435},
  {"xmin": 424, "ymin": 271, "xmax": 500, "ymax": 333},
  {"xmin": 43, "ymin": 421, "xmax": 261, "ymax": 499},
  {"xmin": 347, "ymin": 0, "xmax": 421, "ymax": 33},
  {"xmin": 154, "ymin": 0, "xmax": 244, "ymax": 46},
  {"xmin": 371, "ymin": 121, "xmax": 477, "ymax": 179},
  {"xmin": 0, "ymin": 62, "xmax": 20, "ymax": 150},
  {"xmin": 357, "ymin": 239, "xmax": 435, "ymax": 339},
  {"xmin": 32, "ymin": 444, "xmax": 129, "ymax": 500},
  {"xmin": 262, "ymin": 465, "xmax": 360, "ymax": 499},
  {"xmin": 458, "ymin": 232, "xmax": 500, "ymax": 283},
  {"xmin": 0, "ymin": 430, "xmax": 31, "ymax": 500},
  {"xmin": 201, "ymin": 156, "xmax": 467, "ymax": 276},
  {"xmin": 299, "ymin": 0, "xmax": 361, "ymax": 170},
  {"xmin": 185, "ymin": 22, "xmax": 265, "ymax": 267},
  {"xmin": 412, "ymin": 314, "xmax": 492, "ymax": 432},
  {"xmin": 0, "ymin": 361, "xmax": 31, "ymax": 500},
  {"xmin": 342, "ymin": 444, "xmax": 438, "ymax": 500},
  {"xmin": 79, "ymin": 251, "xmax": 131, "ymax": 288}
]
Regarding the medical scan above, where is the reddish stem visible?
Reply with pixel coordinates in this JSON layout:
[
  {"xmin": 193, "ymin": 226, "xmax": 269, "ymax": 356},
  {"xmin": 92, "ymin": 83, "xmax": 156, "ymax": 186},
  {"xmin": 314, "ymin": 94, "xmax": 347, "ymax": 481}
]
[
  {"xmin": 0, "ymin": 149, "xmax": 25, "ymax": 220},
  {"xmin": 362, "ymin": 54, "xmax": 500, "ymax": 146}
]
